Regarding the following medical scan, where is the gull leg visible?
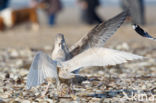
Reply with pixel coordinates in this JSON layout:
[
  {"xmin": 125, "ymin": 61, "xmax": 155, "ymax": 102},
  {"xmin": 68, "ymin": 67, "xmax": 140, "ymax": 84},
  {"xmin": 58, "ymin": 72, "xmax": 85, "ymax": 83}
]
[
  {"xmin": 70, "ymin": 79, "xmax": 74, "ymax": 94},
  {"xmin": 41, "ymin": 82, "xmax": 50, "ymax": 97},
  {"xmin": 70, "ymin": 79, "xmax": 78, "ymax": 100},
  {"xmin": 56, "ymin": 77, "xmax": 60, "ymax": 90},
  {"xmin": 56, "ymin": 78, "xmax": 61, "ymax": 96}
]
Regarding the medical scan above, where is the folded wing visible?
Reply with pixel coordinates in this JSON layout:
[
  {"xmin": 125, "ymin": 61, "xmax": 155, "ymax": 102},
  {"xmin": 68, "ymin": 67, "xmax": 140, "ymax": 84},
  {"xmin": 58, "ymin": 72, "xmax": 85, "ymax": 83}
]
[
  {"xmin": 62, "ymin": 48, "xmax": 143, "ymax": 73},
  {"xmin": 69, "ymin": 11, "xmax": 129, "ymax": 57},
  {"xmin": 26, "ymin": 52, "xmax": 58, "ymax": 89}
]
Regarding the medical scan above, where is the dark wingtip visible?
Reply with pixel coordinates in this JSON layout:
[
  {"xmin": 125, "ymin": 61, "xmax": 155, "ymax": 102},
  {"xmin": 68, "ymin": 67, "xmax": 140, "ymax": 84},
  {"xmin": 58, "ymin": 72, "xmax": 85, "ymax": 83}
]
[
  {"xmin": 117, "ymin": 10, "xmax": 130, "ymax": 21},
  {"xmin": 132, "ymin": 24, "xmax": 155, "ymax": 40},
  {"xmin": 107, "ymin": 10, "xmax": 129, "ymax": 24}
]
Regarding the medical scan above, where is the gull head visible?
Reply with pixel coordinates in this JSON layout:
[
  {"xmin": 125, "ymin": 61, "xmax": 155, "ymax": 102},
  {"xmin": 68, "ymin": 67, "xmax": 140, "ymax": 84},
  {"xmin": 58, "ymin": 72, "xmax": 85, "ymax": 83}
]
[
  {"xmin": 52, "ymin": 33, "xmax": 69, "ymax": 61},
  {"xmin": 54, "ymin": 33, "xmax": 65, "ymax": 49}
]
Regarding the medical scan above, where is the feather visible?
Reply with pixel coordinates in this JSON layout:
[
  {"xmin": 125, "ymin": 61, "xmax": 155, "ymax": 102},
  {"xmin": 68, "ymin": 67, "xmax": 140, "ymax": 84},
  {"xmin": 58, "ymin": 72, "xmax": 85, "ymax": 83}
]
[
  {"xmin": 26, "ymin": 51, "xmax": 58, "ymax": 89},
  {"xmin": 62, "ymin": 48, "xmax": 143, "ymax": 73},
  {"xmin": 69, "ymin": 10, "xmax": 129, "ymax": 57}
]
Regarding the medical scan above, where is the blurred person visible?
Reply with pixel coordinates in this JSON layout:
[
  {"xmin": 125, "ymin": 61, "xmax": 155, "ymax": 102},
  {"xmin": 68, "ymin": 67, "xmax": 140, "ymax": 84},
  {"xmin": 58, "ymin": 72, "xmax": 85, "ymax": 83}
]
[
  {"xmin": 78, "ymin": 0, "xmax": 103, "ymax": 25},
  {"xmin": 30, "ymin": 0, "xmax": 62, "ymax": 26},
  {"xmin": 0, "ymin": 0, "xmax": 9, "ymax": 11},
  {"xmin": 41, "ymin": 0, "xmax": 62, "ymax": 26},
  {"xmin": 120, "ymin": 0, "xmax": 145, "ymax": 25},
  {"xmin": 30, "ymin": 0, "xmax": 49, "ymax": 25}
]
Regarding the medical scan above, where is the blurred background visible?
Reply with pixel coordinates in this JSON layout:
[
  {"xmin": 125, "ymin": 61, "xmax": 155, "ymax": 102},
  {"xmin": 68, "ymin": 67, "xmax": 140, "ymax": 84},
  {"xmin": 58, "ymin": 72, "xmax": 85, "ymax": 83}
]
[
  {"xmin": 8, "ymin": 0, "xmax": 156, "ymax": 25},
  {"xmin": 0, "ymin": 0, "xmax": 155, "ymax": 49}
]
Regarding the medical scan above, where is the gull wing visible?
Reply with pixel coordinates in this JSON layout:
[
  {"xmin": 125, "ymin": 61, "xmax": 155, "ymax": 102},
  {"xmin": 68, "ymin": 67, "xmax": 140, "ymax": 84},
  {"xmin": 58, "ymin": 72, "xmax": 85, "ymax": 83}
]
[
  {"xmin": 132, "ymin": 24, "xmax": 156, "ymax": 41},
  {"xmin": 26, "ymin": 51, "xmax": 58, "ymax": 89},
  {"xmin": 69, "ymin": 11, "xmax": 129, "ymax": 57},
  {"xmin": 62, "ymin": 48, "xmax": 143, "ymax": 73}
]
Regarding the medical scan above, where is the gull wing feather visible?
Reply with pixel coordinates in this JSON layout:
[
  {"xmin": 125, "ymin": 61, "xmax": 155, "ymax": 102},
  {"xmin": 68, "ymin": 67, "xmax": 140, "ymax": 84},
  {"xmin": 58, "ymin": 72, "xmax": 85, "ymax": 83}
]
[
  {"xmin": 26, "ymin": 51, "xmax": 58, "ymax": 89},
  {"xmin": 62, "ymin": 48, "xmax": 143, "ymax": 73},
  {"xmin": 132, "ymin": 24, "xmax": 156, "ymax": 41},
  {"xmin": 69, "ymin": 11, "xmax": 129, "ymax": 57}
]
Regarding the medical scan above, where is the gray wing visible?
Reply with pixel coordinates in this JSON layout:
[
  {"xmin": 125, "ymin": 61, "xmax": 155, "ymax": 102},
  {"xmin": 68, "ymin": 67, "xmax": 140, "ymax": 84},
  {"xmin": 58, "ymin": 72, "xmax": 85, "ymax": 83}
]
[
  {"xmin": 26, "ymin": 51, "xmax": 58, "ymax": 89},
  {"xmin": 69, "ymin": 11, "xmax": 129, "ymax": 57}
]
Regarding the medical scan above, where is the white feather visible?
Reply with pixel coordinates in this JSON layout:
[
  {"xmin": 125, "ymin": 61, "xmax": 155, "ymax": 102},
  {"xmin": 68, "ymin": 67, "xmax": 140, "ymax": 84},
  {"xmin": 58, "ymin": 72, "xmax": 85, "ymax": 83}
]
[
  {"xmin": 61, "ymin": 48, "xmax": 143, "ymax": 72},
  {"xmin": 26, "ymin": 52, "xmax": 58, "ymax": 89}
]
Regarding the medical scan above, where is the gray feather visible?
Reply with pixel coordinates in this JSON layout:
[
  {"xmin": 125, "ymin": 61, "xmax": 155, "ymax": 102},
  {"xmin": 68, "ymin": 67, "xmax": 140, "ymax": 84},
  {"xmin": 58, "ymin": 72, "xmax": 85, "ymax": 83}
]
[
  {"xmin": 69, "ymin": 11, "xmax": 129, "ymax": 57},
  {"xmin": 26, "ymin": 52, "xmax": 58, "ymax": 89}
]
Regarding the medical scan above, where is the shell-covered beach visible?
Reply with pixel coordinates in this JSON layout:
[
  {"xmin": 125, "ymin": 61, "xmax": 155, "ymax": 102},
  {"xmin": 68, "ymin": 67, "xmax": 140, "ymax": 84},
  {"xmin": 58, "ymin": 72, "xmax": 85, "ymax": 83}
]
[{"xmin": 0, "ymin": 6, "xmax": 156, "ymax": 103}]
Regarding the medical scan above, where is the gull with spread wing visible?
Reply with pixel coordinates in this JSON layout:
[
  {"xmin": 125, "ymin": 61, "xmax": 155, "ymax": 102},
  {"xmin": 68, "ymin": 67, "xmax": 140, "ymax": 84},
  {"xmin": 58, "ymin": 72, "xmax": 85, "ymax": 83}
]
[{"xmin": 26, "ymin": 11, "xmax": 143, "ymax": 96}]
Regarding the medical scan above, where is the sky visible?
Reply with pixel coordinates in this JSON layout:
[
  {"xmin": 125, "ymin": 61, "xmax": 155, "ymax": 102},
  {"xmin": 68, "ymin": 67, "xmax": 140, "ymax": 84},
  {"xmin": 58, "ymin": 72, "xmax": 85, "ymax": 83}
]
[{"xmin": 9, "ymin": 0, "xmax": 156, "ymax": 8}]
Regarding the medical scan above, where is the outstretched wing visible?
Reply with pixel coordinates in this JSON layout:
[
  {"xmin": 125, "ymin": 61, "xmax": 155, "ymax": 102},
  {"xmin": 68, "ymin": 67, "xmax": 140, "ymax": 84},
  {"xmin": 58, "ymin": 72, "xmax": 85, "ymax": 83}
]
[
  {"xmin": 69, "ymin": 11, "xmax": 129, "ymax": 57},
  {"xmin": 132, "ymin": 24, "xmax": 156, "ymax": 41},
  {"xmin": 26, "ymin": 52, "xmax": 58, "ymax": 89},
  {"xmin": 62, "ymin": 48, "xmax": 143, "ymax": 73}
]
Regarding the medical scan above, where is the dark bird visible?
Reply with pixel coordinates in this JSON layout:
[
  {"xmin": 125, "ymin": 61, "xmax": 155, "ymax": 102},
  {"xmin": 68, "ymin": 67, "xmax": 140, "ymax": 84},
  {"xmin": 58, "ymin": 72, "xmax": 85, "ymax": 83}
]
[{"xmin": 132, "ymin": 24, "xmax": 156, "ymax": 41}]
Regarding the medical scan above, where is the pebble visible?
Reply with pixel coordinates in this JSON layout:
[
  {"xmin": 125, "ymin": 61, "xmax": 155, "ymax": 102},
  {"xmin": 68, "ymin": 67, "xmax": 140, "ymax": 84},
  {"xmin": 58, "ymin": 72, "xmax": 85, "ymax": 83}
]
[
  {"xmin": 0, "ymin": 98, "xmax": 5, "ymax": 103},
  {"xmin": 115, "ymin": 42, "xmax": 129, "ymax": 50},
  {"xmin": 9, "ymin": 49, "xmax": 19, "ymax": 58},
  {"xmin": 21, "ymin": 100, "xmax": 31, "ymax": 103},
  {"xmin": 0, "ymin": 43, "xmax": 155, "ymax": 103}
]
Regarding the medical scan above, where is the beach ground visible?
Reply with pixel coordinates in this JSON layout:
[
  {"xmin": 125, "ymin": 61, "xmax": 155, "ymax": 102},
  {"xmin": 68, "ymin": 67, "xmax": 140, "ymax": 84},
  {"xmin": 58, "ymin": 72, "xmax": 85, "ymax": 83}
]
[{"xmin": 0, "ymin": 6, "xmax": 155, "ymax": 103}]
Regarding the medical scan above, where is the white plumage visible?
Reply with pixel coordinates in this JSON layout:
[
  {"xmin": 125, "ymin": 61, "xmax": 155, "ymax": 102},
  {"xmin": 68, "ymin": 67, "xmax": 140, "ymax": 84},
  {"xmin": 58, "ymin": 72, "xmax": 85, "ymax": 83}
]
[
  {"xmin": 61, "ymin": 48, "xmax": 143, "ymax": 73},
  {"xmin": 27, "ymin": 47, "xmax": 143, "ymax": 89},
  {"xmin": 26, "ymin": 11, "xmax": 143, "ymax": 94},
  {"xmin": 26, "ymin": 52, "xmax": 58, "ymax": 89}
]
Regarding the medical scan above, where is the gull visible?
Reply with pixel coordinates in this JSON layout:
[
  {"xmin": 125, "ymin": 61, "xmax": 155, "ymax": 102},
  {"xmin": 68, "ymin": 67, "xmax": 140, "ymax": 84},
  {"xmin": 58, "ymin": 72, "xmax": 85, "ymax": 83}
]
[
  {"xmin": 51, "ymin": 33, "xmax": 71, "ymax": 62},
  {"xmin": 26, "ymin": 11, "xmax": 143, "ymax": 96},
  {"xmin": 132, "ymin": 24, "xmax": 156, "ymax": 41}
]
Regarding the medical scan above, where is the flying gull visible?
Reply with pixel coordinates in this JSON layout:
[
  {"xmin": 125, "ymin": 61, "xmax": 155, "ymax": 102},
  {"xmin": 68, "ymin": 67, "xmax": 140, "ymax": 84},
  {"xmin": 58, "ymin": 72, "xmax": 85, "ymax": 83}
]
[
  {"xmin": 26, "ymin": 11, "xmax": 143, "ymax": 96},
  {"xmin": 132, "ymin": 24, "xmax": 156, "ymax": 41}
]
